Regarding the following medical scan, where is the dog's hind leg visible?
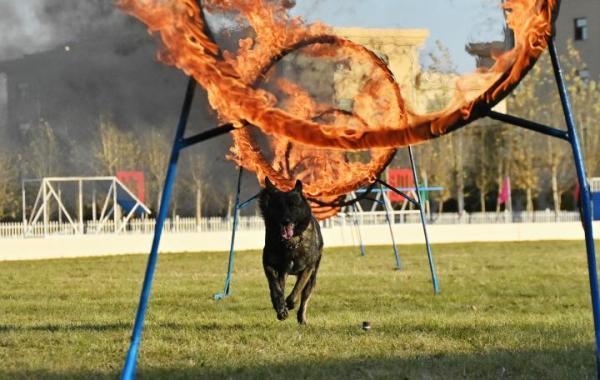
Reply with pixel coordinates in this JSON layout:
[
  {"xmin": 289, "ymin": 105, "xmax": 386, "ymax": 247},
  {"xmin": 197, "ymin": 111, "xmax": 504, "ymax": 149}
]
[
  {"xmin": 297, "ymin": 261, "xmax": 320, "ymax": 324},
  {"xmin": 285, "ymin": 267, "xmax": 314, "ymax": 311},
  {"xmin": 264, "ymin": 265, "xmax": 288, "ymax": 320}
]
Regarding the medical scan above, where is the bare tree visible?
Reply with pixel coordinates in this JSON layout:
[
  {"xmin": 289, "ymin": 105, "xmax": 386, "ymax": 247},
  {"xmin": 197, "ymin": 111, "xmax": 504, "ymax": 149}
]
[
  {"xmin": 0, "ymin": 152, "xmax": 19, "ymax": 220},
  {"xmin": 140, "ymin": 128, "xmax": 170, "ymax": 212},
  {"xmin": 508, "ymin": 41, "xmax": 600, "ymax": 212},
  {"xmin": 95, "ymin": 115, "xmax": 140, "ymax": 175},
  {"xmin": 24, "ymin": 118, "xmax": 62, "ymax": 178},
  {"xmin": 471, "ymin": 124, "xmax": 502, "ymax": 212}
]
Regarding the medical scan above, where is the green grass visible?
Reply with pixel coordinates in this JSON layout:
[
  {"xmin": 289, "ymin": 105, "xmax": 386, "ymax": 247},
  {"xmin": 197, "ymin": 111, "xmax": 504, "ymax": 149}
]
[{"xmin": 0, "ymin": 241, "xmax": 597, "ymax": 379}]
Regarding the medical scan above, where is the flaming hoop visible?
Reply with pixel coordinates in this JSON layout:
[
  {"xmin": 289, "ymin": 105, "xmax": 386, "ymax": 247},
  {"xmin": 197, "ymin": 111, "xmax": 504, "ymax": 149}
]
[{"xmin": 118, "ymin": 0, "xmax": 558, "ymax": 218}]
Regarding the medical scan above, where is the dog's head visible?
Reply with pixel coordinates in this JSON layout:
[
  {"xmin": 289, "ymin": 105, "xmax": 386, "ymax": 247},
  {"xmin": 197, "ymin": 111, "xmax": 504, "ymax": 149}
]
[{"xmin": 259, "ymin": 177, "xmax": 312, "ymax": 241}]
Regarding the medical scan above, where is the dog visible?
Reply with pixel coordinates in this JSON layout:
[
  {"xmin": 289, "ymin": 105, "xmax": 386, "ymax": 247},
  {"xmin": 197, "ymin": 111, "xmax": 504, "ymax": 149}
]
[{"xmin": 259, "ymin": 177, "xmax": 323, "ymax": 324}]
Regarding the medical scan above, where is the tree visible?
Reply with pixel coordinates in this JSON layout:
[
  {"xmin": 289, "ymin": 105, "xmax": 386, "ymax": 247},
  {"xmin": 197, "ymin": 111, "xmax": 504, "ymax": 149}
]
[
  {"xmin": 24, "ymin": 118, "xmax": 62, "ymax": 178},
  {"xmin": 140, "ymin": 128, "xmax": 170, "ymax": 212},
  {"xmin": 0, "ymin": 153, "xmax": 19, "ymax": 220},
  {"xmin": 95, "ymin": 115, "xmax": 140, "ymax": 175},
  {"xmin": 470, "ymin": 123, "xmax": 502, "ymax": 212},
  {"xmin": 508, "ymin": 40, "xmax": 600, "ymax": 212},
  {"xmin": 422, "ymin": 40, "xmax": 466, "ymax": 214}
]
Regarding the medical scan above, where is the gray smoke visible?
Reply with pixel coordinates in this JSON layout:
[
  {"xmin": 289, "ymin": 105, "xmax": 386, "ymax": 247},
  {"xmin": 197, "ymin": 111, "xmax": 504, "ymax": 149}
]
[
  {"xmin": 0, "ymin": 1, "xmax": 249, "ymax": 217},
  {"xmin": 0, "ymin": 0, "xmax": 125, "ymax": 61}
]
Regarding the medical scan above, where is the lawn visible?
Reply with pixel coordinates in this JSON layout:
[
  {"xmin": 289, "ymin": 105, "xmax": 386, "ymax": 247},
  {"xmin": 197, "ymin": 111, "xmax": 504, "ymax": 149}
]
[{"xmin": 0, "ymin": 241, "xmax": 597, "ymax": 379}]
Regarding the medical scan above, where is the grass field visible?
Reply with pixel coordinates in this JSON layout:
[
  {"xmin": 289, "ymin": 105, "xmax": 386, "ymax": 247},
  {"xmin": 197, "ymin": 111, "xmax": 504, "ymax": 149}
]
[{"xmin": 0, "ymin": 241, "xmax": 597, "ymax": 379}]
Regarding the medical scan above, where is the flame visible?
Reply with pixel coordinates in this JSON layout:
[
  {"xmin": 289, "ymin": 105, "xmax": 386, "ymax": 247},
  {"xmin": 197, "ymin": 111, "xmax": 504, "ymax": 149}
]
[{"xmin": 117, "ymin": 0, "xmax": 558, "ymax": 219}]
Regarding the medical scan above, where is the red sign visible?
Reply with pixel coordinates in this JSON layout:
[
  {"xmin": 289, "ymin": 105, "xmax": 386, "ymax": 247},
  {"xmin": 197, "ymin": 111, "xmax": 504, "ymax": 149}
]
[
  {"xmin": 387, "ymin": 168, "xmax": 414, "ymax": 202},
  {"xmin": 117, "ymin": 171, "xmax": 145, "ymax": 203}
]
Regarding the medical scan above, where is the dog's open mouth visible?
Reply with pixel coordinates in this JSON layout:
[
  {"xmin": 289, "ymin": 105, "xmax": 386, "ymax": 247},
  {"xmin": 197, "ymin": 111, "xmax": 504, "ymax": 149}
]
[{"xmin": 281, "ymin": 223, "xmax": 295, "ymax": 240}]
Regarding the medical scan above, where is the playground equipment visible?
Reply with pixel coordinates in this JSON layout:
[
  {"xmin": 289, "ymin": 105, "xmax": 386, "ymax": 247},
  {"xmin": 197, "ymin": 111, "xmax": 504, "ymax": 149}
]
[
  {"xmin": 117, "ymin": 1, "xmax": 600, "ymax": 378},
  {"xmin": 21, "ymin": 176, "xmax": 150, "ymax": 236}
]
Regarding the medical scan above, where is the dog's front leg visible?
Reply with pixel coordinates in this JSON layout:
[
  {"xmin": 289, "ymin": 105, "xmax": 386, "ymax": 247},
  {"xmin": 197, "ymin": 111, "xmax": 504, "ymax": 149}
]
[
  {"xmin": 285, "ymin": 267, "xmax": 314, "ymax": 311},
  {"xmin": 264, "ymin": 265, "xmax": 288, "ymax": 320}
]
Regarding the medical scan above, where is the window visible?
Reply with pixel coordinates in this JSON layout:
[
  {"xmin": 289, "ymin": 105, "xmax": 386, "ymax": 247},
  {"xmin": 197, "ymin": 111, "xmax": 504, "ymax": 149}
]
[
  {"xmin": 574, "ymin": 18, "xmax": 588, "ymax": 41},
  {"xmin": 578, "ymin": 68, "xmax": 591, "ymax": 83}
]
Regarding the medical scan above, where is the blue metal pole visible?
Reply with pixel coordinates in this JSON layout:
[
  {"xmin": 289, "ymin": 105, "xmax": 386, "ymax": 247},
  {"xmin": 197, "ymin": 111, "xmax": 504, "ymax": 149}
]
[
  {"xmin": 549, "ymin": 39, "xmax": 600, "ymax": 373},
  {"xmin": 121, "ymin": 78, "xmax": 196, "ymax": 379},
  {"xmin": 214, "ymin": 166, "xmax": 243, "ymax": 300},
  {"xmin": 379, "ymin": 183, "xmax": 402, "ymax": 270},
  {"xmin": 408, "ymin": 145, "xmax": 440, "ymax": 294},
  {"xmin": 351, "ymin": 202, "xmax": 367, "ymax": 256}
]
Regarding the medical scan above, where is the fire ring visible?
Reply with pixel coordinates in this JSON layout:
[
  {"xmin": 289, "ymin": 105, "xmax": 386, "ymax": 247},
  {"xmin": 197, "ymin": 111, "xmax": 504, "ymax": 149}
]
[
  {"xmin": 228, "ymin": 35, "xmax": 400, "ymax": 218},
  {"xmin": 118, "ymin": 0, "xmax": 561, "ymax": 218}
]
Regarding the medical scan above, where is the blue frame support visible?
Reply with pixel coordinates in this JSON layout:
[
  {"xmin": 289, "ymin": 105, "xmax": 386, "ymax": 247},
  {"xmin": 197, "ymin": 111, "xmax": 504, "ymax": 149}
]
[
  {"xmin": 214, "ymin": 167, "xmax": 244, "ymax": 300},
  {"xmin": 378, "ymin": 182, "xmax": 402, "ymax": 270},
  {"xmin": 408, "ymin": 145, "xmax": 440, "ymax": 294},
  {"xmin": 214, "ymin": 166, "xmax": 261, "ymax": 300},
  {"xmin": 351, "ymin": 202, "xmax": 367, "ymax": 256},
  {"xmin": 548, "ymin": 39, "xmax": 600, "ymax": 372},
  {"xmin": 483, "ymin": 38, "xmax": 600, "ymax": 375},
  {"xmin": 121, "ymin": 78, "xmax": 235, "ymax": 379}
]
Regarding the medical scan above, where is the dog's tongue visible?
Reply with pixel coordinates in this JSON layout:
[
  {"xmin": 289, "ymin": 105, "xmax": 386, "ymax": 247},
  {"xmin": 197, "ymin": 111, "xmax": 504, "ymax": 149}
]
[{"xmin": 281, "ymin": 223, "xmax": 294, "ymax": 240}]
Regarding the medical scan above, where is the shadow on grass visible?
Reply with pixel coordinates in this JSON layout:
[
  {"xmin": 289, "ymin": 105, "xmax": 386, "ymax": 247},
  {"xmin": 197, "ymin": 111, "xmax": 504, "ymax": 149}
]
[
  {"xmin": 1, "ymin": 345, "xmax": 595, "ymax": 380},
  {"xmin": 0, "ymin": 322, "xmax": 131, "ymax": 333}
]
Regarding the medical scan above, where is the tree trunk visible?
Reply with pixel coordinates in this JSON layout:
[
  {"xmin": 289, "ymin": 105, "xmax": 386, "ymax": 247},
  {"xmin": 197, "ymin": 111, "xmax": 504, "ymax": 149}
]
[
  {"xmin": 480, "ymin": 191, "xmax": 486, "ymax": 213},
  {"xmin": 526, "ymin": 187, "xmax": 533, "ymax": 213},
  {"xmin": 495, "ymin": 164, "xmax": 503, "ymax": 213},
  {"xmin": 551, "ymin": 165, "xmax": 561, "ymax": 216},
  {"xmin": 227, "ymin": 195, "xmax": 233, "ymax": 219},
  {"xmin": 456, "ymin": 135, "xmax": 465, "ymax": 215},
  {"xmin": 195, "ymin": 187, "xmax": 202, "ymax": 227}
]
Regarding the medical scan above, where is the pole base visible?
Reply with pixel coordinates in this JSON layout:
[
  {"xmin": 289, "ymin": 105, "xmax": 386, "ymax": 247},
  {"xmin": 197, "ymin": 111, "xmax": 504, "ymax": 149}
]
[{"xmin": 213, "ymin": 291, "xmax": 231, "ymax": 300}]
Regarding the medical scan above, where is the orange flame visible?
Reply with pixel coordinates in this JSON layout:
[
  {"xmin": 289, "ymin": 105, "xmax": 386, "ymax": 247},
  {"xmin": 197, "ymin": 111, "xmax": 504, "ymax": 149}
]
[{"xmin": 117, "ymin": 0, "xmax": 558, "ymax": 219}]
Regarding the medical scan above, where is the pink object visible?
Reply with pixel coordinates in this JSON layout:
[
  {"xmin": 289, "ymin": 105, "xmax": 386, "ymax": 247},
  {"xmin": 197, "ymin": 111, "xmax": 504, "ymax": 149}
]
[{"xmin": 498, "ymin": 176, "xmax": 511, "ymax": 205}]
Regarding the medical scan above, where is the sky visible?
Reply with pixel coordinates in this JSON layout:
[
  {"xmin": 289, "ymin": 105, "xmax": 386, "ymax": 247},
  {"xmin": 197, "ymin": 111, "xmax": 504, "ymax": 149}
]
[
  {"xmin": 290, "ymin": 0, "xmax": 507, "ymax": 73},
  {"xmin": 0, "ymin": 0, "xmax": 507, "ymax": 72}
]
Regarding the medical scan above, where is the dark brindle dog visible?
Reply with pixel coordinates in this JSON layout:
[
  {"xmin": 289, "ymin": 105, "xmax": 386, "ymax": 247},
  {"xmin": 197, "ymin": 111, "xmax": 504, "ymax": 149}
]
[{"xmin": 259, "ymin": 177, "xmax": 323, "ymax": 324}]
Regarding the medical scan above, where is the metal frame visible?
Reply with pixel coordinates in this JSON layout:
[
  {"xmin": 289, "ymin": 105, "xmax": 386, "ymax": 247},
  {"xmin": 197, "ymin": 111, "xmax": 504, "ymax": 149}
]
[
  {"xmin": 483, "ymin": 39, "xmax": 600, "ymax": 373},
  {"xmin": 213, "ymin": 167, "xmax": 260, "ymax": 300},
  {"xmin": 21, "ymin": 176, "xmax": 150, "ymax": 236},
  {"xmin": 213, "ymin": 149, "xmax": 442, "ymax": 300},
  {"xmin": 121, "ymin": 78, "xmax": 235, "ymax": 379},
  {"xmin": 121, "ymin": 38, "xmax": 600, "ymax": 377}
]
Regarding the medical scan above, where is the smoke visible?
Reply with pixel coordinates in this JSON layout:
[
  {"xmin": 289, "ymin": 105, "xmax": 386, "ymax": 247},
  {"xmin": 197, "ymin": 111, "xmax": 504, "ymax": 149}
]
[
  {"xmin": 0, "ymin": 1, "xmax": 247, "ymax": 217},
  {"xmin": 0, "ymin": 0, "xmax": 126, "ymax": 61}
]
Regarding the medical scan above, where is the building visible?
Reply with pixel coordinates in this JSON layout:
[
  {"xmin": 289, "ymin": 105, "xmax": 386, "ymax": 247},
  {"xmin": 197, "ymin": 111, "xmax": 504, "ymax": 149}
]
[{"xmin": 555, "ymin": 0, "xmax": 600, "ymax": 79}]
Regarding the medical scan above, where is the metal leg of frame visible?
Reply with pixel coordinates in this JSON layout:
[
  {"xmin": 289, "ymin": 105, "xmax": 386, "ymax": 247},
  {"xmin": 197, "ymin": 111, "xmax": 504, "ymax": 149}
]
[
  {"xmin": 351, "ymin": 202, "xmax": 367, "ymax": 256},
  {"xmin": 549, "ymin": 39, "xmax": 600, "ymax": 372},
  {"xmin": 121, "ymin": 78, "xmax": 197, "ymax": 379},
  {"xmin": 379, "ymin": 183, "xmax": 402, "ymax": 270},
  {"xmin": 408, "ymin": 146, "xmax": 440, "ymax": 294},
  {"xmin": 214, "ymin": 166, "xmax": 244, "ymax": 300}
]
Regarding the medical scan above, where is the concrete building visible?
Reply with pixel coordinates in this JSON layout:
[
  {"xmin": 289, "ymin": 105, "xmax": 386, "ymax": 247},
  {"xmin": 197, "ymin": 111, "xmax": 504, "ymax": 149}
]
[
  {"xmin": 335, "ymin": 27, "xmax": 430, "ymax": 111},
  {"xmin": 555, "ymin": 0, "xmax": 600, "ymax": 79}
]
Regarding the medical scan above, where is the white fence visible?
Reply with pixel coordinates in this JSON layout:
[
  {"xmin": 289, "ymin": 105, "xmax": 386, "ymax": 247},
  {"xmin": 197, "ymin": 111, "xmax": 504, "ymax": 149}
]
[{"xmin": 0, "ymin": 210, "xmax": 582, "ymax": 239}]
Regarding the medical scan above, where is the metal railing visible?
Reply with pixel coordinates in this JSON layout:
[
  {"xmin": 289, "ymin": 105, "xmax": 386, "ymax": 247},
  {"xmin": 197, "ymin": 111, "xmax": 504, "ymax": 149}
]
[{"xmin": 0, "ymin": 210, "xmax": 583, "ymax": 239}]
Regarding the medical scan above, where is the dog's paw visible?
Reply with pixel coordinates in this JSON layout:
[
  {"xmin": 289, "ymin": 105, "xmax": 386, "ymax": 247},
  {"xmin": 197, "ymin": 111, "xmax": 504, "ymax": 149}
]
[
  {"xmin": 285, "ymin": 297, "xmax": 296, "ymax": 310},
  {"xmin": 297, "ymin": 309, "xmax": 307, "ymax": 325},
  {"xmin": 276, "ymin": 308, "xmax": 289, "ymax": 321}
]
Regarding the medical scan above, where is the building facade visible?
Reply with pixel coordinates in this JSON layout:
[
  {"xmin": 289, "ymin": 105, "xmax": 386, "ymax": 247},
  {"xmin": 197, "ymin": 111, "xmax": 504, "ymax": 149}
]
[{"xmin": 555, "ymin": 0, "xmax": 600, "ymax": 79}]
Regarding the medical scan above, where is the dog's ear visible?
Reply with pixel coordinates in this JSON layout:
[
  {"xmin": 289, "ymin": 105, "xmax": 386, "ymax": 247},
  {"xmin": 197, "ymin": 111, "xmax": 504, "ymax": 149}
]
[
  {"xmin": 294, "ymin": 179, "xmax": 303, "ymax": 193},
  {"xmin": 265, "ymin": 177, "xmax": 276, "ymax": 192}
]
